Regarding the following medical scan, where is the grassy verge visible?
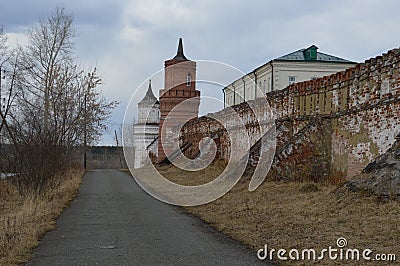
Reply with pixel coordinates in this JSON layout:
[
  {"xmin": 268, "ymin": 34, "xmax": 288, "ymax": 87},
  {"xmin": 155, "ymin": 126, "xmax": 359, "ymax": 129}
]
[
  {"xmin": 152, "ymin": 162, "xmax": 399, "ymax": 265},
  {"xmin": 0, "ymin": 169, "xmax": 84, "ymax": 265}
]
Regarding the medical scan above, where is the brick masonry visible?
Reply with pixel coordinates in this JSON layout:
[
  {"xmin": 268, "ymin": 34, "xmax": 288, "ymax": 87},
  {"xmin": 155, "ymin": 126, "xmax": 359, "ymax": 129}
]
[
  {"xmin": 180, "ymin": 48, "xmax": 400, "ymax": 180},
  {"xmin": 158, "ymin": 58, "xmax": 200, "ymax": 163}
]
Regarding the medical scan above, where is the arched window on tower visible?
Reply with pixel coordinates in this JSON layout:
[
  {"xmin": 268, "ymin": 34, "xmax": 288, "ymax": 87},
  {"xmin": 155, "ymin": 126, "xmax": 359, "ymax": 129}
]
[{"xmin": 186, "ymin": 73, "xmax": 192, "ymax": 86}]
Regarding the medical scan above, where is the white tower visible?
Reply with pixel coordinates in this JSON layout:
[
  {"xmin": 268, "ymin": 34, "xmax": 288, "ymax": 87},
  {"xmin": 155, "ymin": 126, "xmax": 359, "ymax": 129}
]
[{"xmin": 133, "ymin": 80, "xmax": 160, "ymax": 168}]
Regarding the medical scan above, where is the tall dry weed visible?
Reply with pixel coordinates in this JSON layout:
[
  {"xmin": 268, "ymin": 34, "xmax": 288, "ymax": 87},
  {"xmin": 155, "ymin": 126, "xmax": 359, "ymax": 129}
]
[{"xmin": 0, "ymin": 168, "xmax": 83, "ymax": 265}]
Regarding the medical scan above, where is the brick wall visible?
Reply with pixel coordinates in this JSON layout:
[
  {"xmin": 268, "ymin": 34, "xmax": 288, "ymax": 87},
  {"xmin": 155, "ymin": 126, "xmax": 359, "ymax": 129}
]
[{"xmin": 180, "ymin": 48, "xmax": 400, "ymax": 180}]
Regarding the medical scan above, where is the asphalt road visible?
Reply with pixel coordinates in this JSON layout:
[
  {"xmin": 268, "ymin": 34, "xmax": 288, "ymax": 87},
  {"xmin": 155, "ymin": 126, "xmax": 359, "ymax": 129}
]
[{"xmin": 27, "ymin": 170, "xmax": 271, "ymax": 266}]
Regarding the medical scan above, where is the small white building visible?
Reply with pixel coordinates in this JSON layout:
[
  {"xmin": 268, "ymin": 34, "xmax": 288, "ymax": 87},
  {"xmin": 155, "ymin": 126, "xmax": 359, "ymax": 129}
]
[
  {"xmin": 133, "ymin": 80, "xmax": 160, "ymax": 168},
  {"xmin": 223, "ymin": 45, "xmax": 356, "ymax": 106}
]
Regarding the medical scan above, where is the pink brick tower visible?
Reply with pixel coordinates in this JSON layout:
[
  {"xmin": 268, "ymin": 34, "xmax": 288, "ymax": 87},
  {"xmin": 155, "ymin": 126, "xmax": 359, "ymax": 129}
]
[{"xmin": 158, "ymin": 38, "xmax": 200, "ymax": 163}]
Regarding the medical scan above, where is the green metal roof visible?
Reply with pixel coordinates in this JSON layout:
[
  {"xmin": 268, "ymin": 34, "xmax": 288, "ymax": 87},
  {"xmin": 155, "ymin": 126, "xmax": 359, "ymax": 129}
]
[{"xmin": 274, "ymin": 45, "xmax": 355, "ymax": 63}]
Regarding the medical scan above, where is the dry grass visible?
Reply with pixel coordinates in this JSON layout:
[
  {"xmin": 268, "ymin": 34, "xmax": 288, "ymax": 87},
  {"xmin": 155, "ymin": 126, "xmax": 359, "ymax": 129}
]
[
  {"xmin": 0, "ymin": 169, "xmax": 84, "ymax": 266},
  {"xmin": 152, "ymin": 162, "xmax": 399, "ymax": 265},
  {"xmin": 155, "ymin": 160, "xmax": 227, "ymax": 186}
]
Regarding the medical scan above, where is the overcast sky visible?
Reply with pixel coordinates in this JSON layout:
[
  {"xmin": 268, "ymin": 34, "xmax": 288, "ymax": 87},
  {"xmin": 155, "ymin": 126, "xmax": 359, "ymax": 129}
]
[{"xmin": 2, "ymin": 0, "xmax": 400, "ymax": 145}]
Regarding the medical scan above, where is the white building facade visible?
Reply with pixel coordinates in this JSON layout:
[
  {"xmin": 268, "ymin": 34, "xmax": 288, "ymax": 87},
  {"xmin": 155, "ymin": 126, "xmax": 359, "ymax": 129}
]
[
  {"xmin": 223, "ymin": 45, "xmax": 356, "ymax": 106},
  {"xmin": 133, "ymin": 80, "xmax": 160, "ymax": 168}
]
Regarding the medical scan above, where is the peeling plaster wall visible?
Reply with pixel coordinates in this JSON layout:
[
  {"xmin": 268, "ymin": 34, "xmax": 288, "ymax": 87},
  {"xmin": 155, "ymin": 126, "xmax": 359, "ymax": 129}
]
[{"xmin": 332, "ymin": 102, "xmax": 400, "ymax": 177}]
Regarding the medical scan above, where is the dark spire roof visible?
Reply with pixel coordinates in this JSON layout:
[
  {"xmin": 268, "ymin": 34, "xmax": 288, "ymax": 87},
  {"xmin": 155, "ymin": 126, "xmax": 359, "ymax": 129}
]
[
  {"xmin": 138, "ymin": 80, "xmax": 159, "ymax": 105},
  {"xmin": 172, "ymin": 38, "xmax": 188, "ymax": 60}
]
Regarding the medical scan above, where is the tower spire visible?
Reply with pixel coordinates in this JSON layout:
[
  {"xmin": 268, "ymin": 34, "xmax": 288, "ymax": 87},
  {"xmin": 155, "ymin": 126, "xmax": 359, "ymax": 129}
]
[
  {"xmin": 138, "ymin": 79, "xmax": 158, "ymax": 105},
  {"xmin": 172, "ymin": 38, "xmax": 187, "ymax": 60}
]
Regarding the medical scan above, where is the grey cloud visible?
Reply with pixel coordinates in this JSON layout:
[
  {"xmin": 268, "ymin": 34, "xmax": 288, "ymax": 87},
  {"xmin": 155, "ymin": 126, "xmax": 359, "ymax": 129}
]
[{"xmin": 2, "ymin": 0, "xmax": 400, "ymax": 144}]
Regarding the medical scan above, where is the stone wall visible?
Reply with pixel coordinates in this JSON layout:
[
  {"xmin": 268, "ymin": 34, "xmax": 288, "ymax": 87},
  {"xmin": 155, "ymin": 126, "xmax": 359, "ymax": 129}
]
[
  {"xmin": 180, "ymin": 48, "xmax": 400, "ymax": 180},
  {"xmin": 86, "ymin": 146, "xmax": 127, "ymax": 170}
]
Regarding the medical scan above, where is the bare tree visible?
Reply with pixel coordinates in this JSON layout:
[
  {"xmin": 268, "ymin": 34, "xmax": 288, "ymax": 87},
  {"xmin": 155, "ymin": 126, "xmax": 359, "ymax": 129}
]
[
  {"xmin": 0, "ymin": 25, "xmax": 9, "ymax": 65},
  {"xmin": 0, "ymin": 26, "xmax": 21, "ymax": 173},
  {"xmin": 0, "ymin": 25, "xmax": 11, "ymax": 131},
  {"xmin": 1, "ymin": 7, "xmax": 117, "ymax": 195}
]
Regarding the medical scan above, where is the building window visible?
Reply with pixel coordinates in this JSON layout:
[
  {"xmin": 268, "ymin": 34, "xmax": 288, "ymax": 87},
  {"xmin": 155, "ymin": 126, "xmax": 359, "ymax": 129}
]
[
  {"xmin": 186, "ymin": 73, "xmax": 191, "ymax": 86},
  {"xmin": 263, "ymin": 79, "xmax": 266, "ymax": 93},
  {"xmin": 289, "ymin": 76, "xmax": 296, "ymax": 85},
  {"xmin": 309, "ymin": 47, "xmax": 317, "ymax": 60}
]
